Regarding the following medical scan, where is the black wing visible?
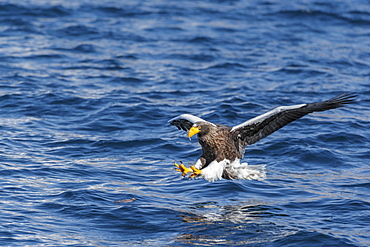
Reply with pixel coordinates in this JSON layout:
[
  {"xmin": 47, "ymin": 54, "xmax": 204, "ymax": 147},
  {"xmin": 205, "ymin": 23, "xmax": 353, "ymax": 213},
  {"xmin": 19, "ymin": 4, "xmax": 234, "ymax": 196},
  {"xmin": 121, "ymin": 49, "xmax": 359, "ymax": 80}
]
[{"xmin": 231, "ymin": 92, "xmax": 356, "ymax": 146}]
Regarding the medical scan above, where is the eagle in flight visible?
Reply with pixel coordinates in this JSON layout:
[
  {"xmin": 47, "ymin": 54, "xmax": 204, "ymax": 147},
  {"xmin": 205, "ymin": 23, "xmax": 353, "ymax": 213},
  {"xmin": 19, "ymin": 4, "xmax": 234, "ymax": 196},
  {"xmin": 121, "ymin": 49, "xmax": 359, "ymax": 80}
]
[{"xmin": 169, "ymin": 92, "xmax": 356, "ymax": 182}]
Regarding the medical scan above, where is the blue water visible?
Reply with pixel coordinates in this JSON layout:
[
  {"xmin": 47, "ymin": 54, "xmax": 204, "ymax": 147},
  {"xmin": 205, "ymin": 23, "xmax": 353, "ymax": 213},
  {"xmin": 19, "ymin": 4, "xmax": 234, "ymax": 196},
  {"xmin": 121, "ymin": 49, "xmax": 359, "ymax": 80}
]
[{"xmin": 1, "ymin": 0, "xmax": 369, "ymax": 246}]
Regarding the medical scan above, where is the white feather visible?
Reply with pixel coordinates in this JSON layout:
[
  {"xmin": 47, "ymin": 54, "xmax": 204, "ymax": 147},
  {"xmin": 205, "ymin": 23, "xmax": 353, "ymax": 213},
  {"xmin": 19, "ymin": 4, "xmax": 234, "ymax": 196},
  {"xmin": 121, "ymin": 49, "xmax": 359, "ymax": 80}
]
[
  {"xmin": 200, "ymin": 160, "xmax": 226, "ymax": 182},
  {"xmin": 198, "ymin": 158, "xmax": 266, "ymax": 182},
  {"xmin": 193, "ymin": 158, "xmax": 203, "ymax": 169}
]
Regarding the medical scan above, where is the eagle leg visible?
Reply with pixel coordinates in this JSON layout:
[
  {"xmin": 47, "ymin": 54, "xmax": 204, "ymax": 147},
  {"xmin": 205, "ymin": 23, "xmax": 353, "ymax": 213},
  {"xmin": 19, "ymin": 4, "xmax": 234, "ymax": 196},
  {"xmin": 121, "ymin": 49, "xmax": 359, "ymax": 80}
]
[
  {"xmin": 189, "ymin": 166, "xmax": 202, "ymax": 178},
  {"xmin": 174, "ymin": 163, "xmax": 192, "ymax": 176}
]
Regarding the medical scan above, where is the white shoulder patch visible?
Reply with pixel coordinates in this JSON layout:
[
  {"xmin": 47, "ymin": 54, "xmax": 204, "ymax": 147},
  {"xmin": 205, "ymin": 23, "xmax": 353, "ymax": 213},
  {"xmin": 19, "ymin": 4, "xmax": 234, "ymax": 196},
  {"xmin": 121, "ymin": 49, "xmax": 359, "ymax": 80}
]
[
  {"xmin": 168, "ymin": 114, "xmax": 216, "ymax": 126},
  {"xmin": 230, "ymin": 103, "xmax": 306, "ymax": 131}
]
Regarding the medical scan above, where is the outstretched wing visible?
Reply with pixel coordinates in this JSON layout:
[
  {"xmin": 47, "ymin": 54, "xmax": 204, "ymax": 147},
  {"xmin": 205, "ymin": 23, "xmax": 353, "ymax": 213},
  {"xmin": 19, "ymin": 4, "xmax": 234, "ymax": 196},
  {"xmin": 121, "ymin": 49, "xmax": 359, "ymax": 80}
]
[
  {"xmin": 231, "ymin": 92, "xmax": 356, "ymax": 146},
  {"xmin": 169, "ymin": 114, "xmax": 214, "ymax": 131}
]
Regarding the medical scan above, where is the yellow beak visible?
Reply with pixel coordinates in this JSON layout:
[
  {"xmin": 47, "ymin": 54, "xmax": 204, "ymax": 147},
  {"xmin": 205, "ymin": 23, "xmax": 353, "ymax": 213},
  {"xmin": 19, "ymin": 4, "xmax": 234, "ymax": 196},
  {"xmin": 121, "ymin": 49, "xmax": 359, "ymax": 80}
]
[{"xmin": 188, "ymin": 126, "xmax": 201, "ymax": 138}]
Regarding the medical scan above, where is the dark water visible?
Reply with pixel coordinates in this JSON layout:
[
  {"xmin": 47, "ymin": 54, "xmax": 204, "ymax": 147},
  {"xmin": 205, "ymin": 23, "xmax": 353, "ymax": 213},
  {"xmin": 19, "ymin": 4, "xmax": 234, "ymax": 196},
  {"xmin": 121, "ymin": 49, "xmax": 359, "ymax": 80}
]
[{"xmin": 1, "ymin": 0, "xmax": 369, "ymax": 246}]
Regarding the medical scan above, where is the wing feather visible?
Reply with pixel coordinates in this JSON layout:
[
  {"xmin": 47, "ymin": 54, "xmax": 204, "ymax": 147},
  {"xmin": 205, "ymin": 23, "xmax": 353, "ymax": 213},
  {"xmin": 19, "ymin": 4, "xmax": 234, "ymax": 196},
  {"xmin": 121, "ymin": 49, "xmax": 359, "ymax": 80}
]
[{"xmin": 231, "ymin": 92, "xmax": 356, "ymax": 146}]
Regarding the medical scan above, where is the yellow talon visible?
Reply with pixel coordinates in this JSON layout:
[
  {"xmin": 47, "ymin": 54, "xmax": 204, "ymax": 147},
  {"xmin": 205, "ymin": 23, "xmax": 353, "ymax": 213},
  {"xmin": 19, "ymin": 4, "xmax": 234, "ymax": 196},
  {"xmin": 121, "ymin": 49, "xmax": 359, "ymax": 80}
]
[
  {"xmin": 174, "ymin": 163, "xmax": 192, "ymax": 176},
  {"xmin": 189, "ymin": 166, "xmax": 202, "ymax": 178}
]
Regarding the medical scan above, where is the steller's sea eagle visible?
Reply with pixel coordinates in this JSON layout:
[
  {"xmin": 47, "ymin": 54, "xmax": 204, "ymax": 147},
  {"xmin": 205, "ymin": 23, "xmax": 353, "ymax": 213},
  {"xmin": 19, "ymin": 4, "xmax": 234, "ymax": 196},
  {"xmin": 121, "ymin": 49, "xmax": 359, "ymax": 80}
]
[{"xmin": 169, "ymin": 92, "xmax": 356, "ymax": 182}]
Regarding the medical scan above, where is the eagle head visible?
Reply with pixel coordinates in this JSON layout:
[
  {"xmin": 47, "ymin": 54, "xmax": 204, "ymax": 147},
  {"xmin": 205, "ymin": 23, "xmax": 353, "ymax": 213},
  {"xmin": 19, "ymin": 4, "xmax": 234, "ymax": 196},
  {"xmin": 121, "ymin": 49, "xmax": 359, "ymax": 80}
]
[{"xmin": 188, "ymin": 122, "xmax": 211, "ymax": 138}]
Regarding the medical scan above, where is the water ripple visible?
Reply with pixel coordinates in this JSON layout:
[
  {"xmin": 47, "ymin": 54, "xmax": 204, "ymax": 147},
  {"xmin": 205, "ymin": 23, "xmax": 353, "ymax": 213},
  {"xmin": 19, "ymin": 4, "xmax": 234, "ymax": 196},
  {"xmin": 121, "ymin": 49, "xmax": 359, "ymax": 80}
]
[{"xmin": 0, "ymin": 0, "xmax": 369, "ymax": 246}]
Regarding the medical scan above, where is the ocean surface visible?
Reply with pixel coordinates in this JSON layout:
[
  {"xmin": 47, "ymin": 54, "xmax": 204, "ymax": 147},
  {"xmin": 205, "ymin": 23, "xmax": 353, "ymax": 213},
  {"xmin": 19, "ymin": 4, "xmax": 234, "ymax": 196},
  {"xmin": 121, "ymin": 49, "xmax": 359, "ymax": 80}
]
[{"xmin": 0, "ymin": 0, "xmax": 369, "ymax": 246}]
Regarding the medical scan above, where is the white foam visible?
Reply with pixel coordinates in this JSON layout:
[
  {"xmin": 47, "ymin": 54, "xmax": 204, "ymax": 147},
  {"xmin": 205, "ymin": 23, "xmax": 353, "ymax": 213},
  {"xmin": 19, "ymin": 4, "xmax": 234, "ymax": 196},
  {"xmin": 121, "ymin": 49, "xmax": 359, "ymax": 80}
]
[
  {"xmin": 225, "ymin": 161, "xmax": 266, "ymax": 181},
  {"xmin": 197, "ymin": 158, "xmax": 266, "ymax": 182}
]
